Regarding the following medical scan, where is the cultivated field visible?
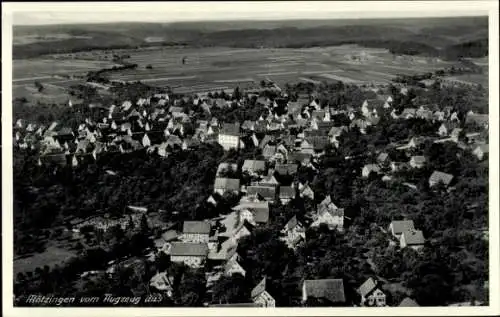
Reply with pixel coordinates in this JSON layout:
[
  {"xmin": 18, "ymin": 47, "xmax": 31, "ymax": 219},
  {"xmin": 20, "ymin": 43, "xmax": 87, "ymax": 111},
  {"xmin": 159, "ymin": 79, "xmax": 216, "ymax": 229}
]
[
  {"xmin": 13, "ymin": 44, "xmax": 485, "ymax": 100},
  {"xmin": 106, "ymin": 45, "xmax": 457, "ymax": 92}
]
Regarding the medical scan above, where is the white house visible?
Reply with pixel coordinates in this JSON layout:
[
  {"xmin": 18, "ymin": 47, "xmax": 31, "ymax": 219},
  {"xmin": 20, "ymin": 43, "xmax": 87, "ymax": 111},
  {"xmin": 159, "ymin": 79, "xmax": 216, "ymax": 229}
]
[
  {"xmin": 218, "ymin": 123, "xmax": 240, "ymax": 150},
  {"xmin": 170, "ymin": 242, "xmax": 209, "ymax": 268},
  {"xmin": 357, "ymin": 278, "xmax": 386, "ymax": 307},
  {"xmin": 180, "ymin": 221, "xmax": 211, "ymax": 243},
  {"xmin": 251, "ymin": 278, "xmax": 275, "ymax": 307},
  {"xmin": 280, "ymin": 215, "xmax": 306, "ymax": 249},
  {"xmin": 311, "ymin": 195, "xmax": 344, "ymax": 231}
]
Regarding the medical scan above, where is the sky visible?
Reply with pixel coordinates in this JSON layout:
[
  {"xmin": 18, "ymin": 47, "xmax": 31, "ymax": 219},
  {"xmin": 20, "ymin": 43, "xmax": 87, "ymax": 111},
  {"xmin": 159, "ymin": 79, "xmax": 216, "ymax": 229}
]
[{"xmin": 7, "ymin": 2, "xmax": 490, "ymax": 25}]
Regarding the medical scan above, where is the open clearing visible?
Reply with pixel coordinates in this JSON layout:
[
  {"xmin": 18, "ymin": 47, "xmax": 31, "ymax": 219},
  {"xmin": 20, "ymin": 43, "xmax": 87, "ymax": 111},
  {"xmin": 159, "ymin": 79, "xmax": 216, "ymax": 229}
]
[{"xmin": 13, "ymin": 44, "xmax": 485, "ymax": 99}]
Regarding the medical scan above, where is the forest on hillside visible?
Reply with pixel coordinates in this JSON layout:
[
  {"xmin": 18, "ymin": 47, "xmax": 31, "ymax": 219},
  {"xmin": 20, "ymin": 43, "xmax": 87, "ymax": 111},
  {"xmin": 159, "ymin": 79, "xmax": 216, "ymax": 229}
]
[{"xmin": 13, "ymin": 18, "xmax": 488, "ymax": 60}]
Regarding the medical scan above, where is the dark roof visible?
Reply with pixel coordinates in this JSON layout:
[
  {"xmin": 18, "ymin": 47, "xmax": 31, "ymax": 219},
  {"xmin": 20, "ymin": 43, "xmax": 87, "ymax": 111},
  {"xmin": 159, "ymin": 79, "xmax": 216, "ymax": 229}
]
[
  {"xmin": 303, "ymin": 279, "xmax": 346, "ymax": 303},
  {"xmin": 145, "ymin": 131, "xmax": 165, "ymax": 145},
  {"xmin": 170, "ymin": 242, "xmax": 208, "ymax": 257},
  {"xmin": 305, "ymin": 136, "xmax": 329, "ymax": 151},
  {"xmin": 288, "ymin": 152, "xmax": 312, "ymax": 163},
  {"xmin": 183, "ymin": 221, "xmax": 211, "ymax": 234},
  {"xmin": 220, "ymin": 123, "xmax": 240, "ymax": 136},
  {"xmin": 275, "ymin": 163, "xmax": 298, "ymax": 175},
  {"xmin": 364, "ymin": 99, "xmax": 385, "ymax": 109}
]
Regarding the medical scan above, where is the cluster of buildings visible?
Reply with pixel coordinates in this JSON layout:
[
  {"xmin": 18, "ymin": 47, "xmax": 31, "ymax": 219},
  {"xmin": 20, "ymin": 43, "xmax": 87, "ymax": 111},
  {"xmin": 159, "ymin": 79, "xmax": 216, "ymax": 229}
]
[{"xmin": 13, "ymin": 79, "xmax": 489, "ymax": 307}]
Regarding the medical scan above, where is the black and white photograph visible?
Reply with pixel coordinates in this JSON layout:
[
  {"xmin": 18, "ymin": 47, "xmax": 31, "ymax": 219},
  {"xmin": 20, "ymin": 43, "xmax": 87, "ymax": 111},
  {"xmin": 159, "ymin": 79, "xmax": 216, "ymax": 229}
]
[{"xmin": 2, "ymin": 1, "xmax": 499, "ymax": 315}]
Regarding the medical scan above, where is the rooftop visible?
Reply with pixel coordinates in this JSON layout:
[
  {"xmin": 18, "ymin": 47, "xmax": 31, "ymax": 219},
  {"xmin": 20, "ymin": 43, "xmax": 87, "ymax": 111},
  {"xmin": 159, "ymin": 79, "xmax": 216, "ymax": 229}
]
[{"xmin": 303, "ymin": 279, "xmax": 346, "ymax": 303}]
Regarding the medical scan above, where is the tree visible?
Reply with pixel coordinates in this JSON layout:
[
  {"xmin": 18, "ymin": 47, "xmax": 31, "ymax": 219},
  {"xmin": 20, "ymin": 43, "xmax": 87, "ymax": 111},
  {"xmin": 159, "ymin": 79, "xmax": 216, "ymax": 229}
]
[{"xmin": 211, "ymin": 274, "xmax": 250, "ymax": 304}]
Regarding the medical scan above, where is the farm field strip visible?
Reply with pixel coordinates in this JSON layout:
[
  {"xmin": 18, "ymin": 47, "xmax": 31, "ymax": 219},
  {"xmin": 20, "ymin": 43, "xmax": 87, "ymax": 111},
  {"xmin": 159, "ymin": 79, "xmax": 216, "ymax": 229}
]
[{"xmin": 319, "ymin": 73, "xmax": 364, "ymax": 83}]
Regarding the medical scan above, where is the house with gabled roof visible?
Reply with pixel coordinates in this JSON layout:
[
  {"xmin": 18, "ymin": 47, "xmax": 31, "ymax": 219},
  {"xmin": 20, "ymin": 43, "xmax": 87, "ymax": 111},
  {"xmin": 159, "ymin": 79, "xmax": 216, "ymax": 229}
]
[
  {"xmin": 149, "ymin": 272, "xmax": 173, "ymax": 296},
  {"xmin": 465, "ymin": 113, "xmax": 489, "ymax": 129},
  {"xmin": 409, "ymin": 155, "xmax": 426, "ymax": 169},
  {"xmin": 472, "ymin": 144, "xmax": 489, "ymax": 160},
  {"xmin": 305, "ymin": 136, "xmax": 329, "ymax": 154},
  {"xmin": 245, "ymin": 185, "xmax": 276, "ymax": 203},
  {"xmin": 251, "ymin": 278, "xmax": 275, "ymax": 307},
  {"xmin": 429, "ymin": 171, "xmax": 454, "ymax": 188},
  {"xmin": 75, "ymin": 139, "xmax": 92, "ymax": 154},
  {"xmin": 214, "ymin": 178, "xmax": 240, "ymax": 195},
  {"xmin": 350, "ymin": 118, "xmax": 369, "ymax": 134},
  {"xmin": 399, "ymin": 297, "xmax": 420, "ymax": 307},
  {"xmin": 170, "ymin": 242, "xmax": 209, "ymax": 268},
  {"xmin": 275, "ymin": 163, "xmax": 298, "ymax": 176},
  {"xmin": 216, "ymin": 162, "xmax": 239, "ymax": 177},
  {"xmin": 361, "ymin": 99, "xmax": 384, "ymax": 118},
  {"xmin": 311, "ymin": 195, "xmax": 344, "ymax": 231},
  {"xmin": 280, "ymin": 215, "xmax": 306, "ymax": 249},
  {"xmin": 256, "ymin": 172, "xmax": 279, "ymax": 187},
  {"xmin": 181, "ymin": 221, "xmax": 211, "ymax": 243},
  {"xmin": 357, "ymin": 278, "xmax": 386, "ymax": 307},
  {"xmin": 437, "ymin": 122, "xmax": 459, "ymax": 137},
  {"xmin": 262, "ymin": 144, "xmax": 277, "ymax": 160},
  {"xmin": 389, "ymin": 220, "xmax": 415, "ymax": 239},
  {"xmin": 218, "ymin": 123, "xmax": 240, "ymax": 151},
  {"xmin": 328, "ymin": 126, "xmax": 347, "ymax": 147},
  {"xmin": 241, "ymin": 120, "xmax": 255, "ymax": 131},
  {"xmin": 400, "ymin": 228, "xmax": 425, "ymax": 250},
  {"xmin": 233, "ymin": 201, "xmax": 270, "ymax": 226},
  {"xmin": 362, "ymin": 164, "xmax": 381, "ymax": 178},
  {"xmin": 298, "ymin": 183, "xmax": 315, "ymax": 200},
  {"xmin": 302, "ymin": 279, "xmax": 346, "ymax": 306},
  {"xmin": 224, "ymin": 256, "xmax": 246, "ymax": 277},
  {"xmin": 401, "ymin": 108, "xmax": 417, "ymax": 119},
  {"xmin": 242, "ymin": 160, "xmax": 267, "ymax": 175},
  {"xmin": 279, "ymin": 186, "xmax": 296, "ymax": 204},
  {"xmin": 288, "ymin": 152, "xmax": 312, "ymax": 166}
]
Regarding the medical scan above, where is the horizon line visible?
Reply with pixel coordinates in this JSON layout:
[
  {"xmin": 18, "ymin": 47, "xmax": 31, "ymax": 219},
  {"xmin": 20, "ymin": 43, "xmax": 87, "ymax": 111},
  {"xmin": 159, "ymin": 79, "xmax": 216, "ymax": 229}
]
[{"xmin": 12, "ymin": 14, "xmax": 489, "ymax": 27}]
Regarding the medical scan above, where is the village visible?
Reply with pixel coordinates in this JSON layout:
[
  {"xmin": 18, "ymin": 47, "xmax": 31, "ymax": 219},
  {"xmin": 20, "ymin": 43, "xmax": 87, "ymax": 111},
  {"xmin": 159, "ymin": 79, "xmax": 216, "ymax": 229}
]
[{"xmin": 12, "ymin": 72, "xmax": 489, "ymax": 307}]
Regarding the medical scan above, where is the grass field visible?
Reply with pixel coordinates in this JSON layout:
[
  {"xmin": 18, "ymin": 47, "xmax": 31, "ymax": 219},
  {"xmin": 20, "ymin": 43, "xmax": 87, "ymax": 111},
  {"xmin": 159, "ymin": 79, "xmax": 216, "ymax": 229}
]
[{"xmin": 13, "ymin": 44, "xmax": 486, "ymax": 99}]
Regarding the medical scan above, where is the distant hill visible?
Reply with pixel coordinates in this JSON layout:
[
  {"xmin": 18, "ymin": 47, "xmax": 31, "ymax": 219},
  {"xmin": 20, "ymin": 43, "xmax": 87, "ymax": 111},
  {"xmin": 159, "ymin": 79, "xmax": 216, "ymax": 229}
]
[{"xmin": 13, "ymin": 16, "xmax": 488, "ymax": 60}]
